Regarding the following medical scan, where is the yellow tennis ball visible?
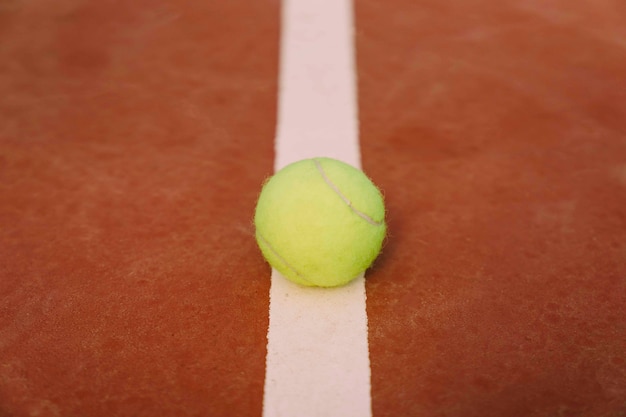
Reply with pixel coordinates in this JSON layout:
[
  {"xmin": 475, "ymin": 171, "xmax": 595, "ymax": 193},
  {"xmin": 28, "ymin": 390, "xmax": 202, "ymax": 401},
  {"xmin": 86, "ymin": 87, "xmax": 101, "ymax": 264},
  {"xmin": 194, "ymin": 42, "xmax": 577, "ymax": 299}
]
[{"xmin": 254, "ymin": 157, "xmax": 386, "ymax": 287}]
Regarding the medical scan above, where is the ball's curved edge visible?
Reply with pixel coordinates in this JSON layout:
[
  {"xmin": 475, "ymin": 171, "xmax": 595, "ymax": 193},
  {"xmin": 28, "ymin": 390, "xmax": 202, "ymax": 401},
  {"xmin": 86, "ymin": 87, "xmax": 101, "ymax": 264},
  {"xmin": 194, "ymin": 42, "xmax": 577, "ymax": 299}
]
[{"xmin": 255, "ymin": 230, "xmax": 315, "ymax": 287}]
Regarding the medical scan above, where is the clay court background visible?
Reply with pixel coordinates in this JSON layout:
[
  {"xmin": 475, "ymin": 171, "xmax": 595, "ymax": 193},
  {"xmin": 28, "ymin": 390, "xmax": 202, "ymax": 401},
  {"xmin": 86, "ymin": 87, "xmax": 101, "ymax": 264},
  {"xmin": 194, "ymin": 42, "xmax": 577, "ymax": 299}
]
[{"xmin": 1, "ymin": 0, "xmax": 626, "ymax": 416}]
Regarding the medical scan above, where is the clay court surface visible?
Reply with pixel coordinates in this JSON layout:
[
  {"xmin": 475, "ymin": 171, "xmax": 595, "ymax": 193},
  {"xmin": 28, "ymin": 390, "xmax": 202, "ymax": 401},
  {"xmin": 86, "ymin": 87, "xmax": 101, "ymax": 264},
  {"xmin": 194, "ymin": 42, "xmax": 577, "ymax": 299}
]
[{"xmin": 1, "ymin": 0, "xmax": 626, "ymax": 416}]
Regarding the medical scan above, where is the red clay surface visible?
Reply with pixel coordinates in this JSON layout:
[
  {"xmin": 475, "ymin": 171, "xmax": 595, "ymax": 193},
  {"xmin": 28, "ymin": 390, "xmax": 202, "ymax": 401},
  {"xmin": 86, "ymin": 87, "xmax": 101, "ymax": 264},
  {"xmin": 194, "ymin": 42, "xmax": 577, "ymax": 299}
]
[
  {"xmin": 358, "ymin": 1, "xmax": 626, "ymax": 416},
  {"xmin": 1, "ymin": 0, "xmax": 625, "ymax": 416}
]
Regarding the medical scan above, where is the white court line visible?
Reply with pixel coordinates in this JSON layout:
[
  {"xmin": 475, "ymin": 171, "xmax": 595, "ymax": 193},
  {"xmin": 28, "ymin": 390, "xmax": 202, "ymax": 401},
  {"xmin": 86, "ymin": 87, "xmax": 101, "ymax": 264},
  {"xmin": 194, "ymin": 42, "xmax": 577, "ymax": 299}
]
[{"xmin": 262, "ymin": 0, "xmax": 372, "ymax": 416}]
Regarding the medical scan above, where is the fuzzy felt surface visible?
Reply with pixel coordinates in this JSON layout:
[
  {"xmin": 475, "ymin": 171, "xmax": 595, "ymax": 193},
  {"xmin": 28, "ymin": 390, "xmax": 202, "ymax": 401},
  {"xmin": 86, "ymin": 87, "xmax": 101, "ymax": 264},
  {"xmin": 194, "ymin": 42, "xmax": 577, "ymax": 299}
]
[{"xmin": 254, "ymin": 158, "xmax": 386, "ymax": 287}]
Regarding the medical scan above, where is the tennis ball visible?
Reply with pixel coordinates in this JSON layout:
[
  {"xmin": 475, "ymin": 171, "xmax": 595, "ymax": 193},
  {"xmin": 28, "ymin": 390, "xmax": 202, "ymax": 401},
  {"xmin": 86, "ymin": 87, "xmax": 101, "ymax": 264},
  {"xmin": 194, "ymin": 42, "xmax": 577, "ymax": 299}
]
[{"xmin": 254, "ymin": 157, "xmax": 386, "ymax": 287}]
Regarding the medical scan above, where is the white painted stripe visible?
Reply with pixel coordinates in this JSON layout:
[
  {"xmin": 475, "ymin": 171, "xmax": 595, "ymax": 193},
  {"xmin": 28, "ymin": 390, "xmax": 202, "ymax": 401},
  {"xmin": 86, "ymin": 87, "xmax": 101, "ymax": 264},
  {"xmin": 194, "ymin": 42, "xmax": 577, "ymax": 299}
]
[
  {"xmin": 274, "ymin": 0, "xmax": 360, "ymax": 171},
  {"xmin": 263, "ymin": 0, "xmax": 372, "ymax": 416}
]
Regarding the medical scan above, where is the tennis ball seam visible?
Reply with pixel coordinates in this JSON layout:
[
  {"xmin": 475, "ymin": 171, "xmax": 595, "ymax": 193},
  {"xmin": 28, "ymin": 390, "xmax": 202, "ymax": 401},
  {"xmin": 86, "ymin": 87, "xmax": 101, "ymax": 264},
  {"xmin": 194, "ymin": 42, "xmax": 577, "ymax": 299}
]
[
  {"xmin": 256, "ymin": 230, "xmax": 313, "ymax": 285},
  {"xmin": 313, "ymin": 158, "xmax": 384, "ymax": 227}
]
